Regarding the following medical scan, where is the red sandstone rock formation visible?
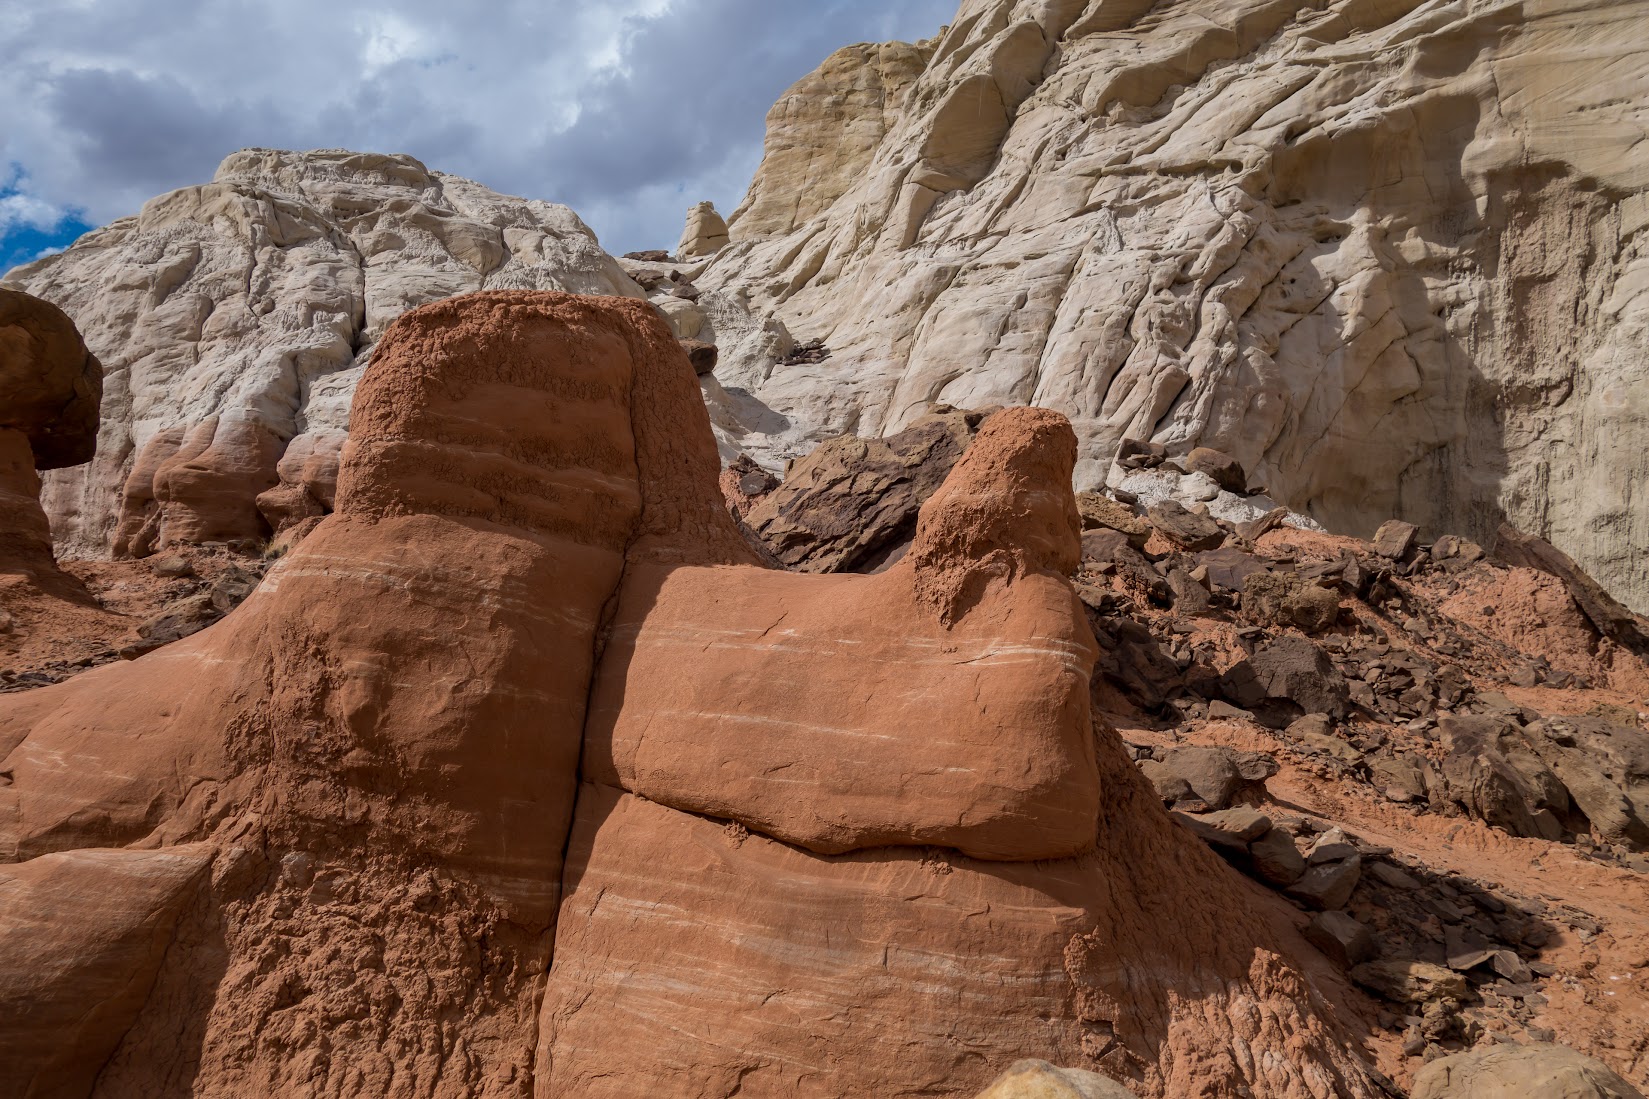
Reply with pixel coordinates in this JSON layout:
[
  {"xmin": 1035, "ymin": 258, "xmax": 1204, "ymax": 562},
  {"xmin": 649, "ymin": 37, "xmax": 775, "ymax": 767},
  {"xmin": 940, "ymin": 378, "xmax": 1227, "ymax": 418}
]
[
  {"xmin": 0, "ymin": 292, "xmax": 1384, "ymax": 1098},
  {"xmin": 0, "ymin": 289, "xmax": 102, "ymax": 603}
]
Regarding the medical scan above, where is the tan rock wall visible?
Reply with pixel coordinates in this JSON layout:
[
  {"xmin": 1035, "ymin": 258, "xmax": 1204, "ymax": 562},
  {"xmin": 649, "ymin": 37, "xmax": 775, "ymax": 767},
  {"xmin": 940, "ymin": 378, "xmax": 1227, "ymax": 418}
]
[{"xmin": 729, "ymin": 39, "xmax": 936, "ymax": 238}]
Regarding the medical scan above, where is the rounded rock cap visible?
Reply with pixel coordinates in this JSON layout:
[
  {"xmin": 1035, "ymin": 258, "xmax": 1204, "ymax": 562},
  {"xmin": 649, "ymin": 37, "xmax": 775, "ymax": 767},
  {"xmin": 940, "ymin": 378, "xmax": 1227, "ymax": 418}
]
[{"xmin": 0, "ymin": 288, "xmax": 103, "ymax": 469}]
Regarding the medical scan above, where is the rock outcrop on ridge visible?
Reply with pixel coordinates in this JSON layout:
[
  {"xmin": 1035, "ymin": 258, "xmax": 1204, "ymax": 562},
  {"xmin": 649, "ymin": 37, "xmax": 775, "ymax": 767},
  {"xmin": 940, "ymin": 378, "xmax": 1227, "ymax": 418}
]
[
  {"xmin": 727, "ymin": 38, "xmax": 937, "ymax": 238},
  {"xmin": 0, "ymin": 149, "xmax": 644, "ymax": 560},
  {"xmin": 0, "ymin": 291, "xmax": 1390, "ymax": 1098},
  {"xmin": 677, "ymin": 200, "xmax": 731, "ymax": 259},
  {"xmin": 696, "ymin": 0, "xmax": 1649, "ymax": 614}
]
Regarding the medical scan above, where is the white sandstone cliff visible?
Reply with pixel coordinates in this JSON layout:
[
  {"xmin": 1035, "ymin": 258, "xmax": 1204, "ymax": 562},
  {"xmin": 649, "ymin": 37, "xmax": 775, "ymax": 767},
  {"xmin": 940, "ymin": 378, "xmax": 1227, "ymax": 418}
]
[
  {"xmin": 1, "ymin": 148, "xmax": 643, "ymax": 556},
  {"xmin": 696, "ymin": 0, "xmax": 1649, "ymax": 611}
]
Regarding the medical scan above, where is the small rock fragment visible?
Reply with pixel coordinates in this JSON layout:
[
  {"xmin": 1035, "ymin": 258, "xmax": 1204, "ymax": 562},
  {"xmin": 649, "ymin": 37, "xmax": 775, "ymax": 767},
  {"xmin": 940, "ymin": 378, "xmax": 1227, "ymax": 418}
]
[
  {"xmin": 1285, "ymin": 853, "xmax": 1362, "ymax": 910},
  {"xmin": 1372, "ymin": 520, "xmax": 1419, "ymax": 560},
  {"xmin": 1304, "ymin": 911, "xmax": 1376, "ymax": 968}
]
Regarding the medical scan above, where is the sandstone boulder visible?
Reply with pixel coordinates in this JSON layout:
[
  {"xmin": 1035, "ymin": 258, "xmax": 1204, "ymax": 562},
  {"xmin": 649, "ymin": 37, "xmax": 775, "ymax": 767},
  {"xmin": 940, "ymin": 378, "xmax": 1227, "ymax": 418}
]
[
  {"xmin": 972, "ymin": 1059, "xmax": 1140, "ymax": 1099},
  {"xmin": 1439, "ymin": 715, "xmax": 1570, "ymax": 842},
  {"xmin": 1249, "ymin": 827, "xmax": 1307, "ymax": 887},
  {"xmin": 1139, "ymin": 746, "xmax": 1275, "ymax": 812},
  {"xmin": 1372, "ymin": 520, "xmax": 1419, "ymax": 560},
  {"xmin": 1350, "ymin": 959, "xmax": 1470, "ymax": 1005},
  {"xmin": 1438, "ymin": 714, "xmax": 1649, "ymax": 850},
  {"xmin": 1285, "ymin": 854, "xmax": 1362, "ymax": 911},
  {"xmin": 1184, "ymin": 448, "xmax": 1246, "ymax": 494},
  {"xmin": 1305, "ymin": 911, "xmax": 1376, "ymax": 969},
  {"xmin": 1411, "ymin": 1042, "xmax": 1646, "ymax": 1099},
  {"xmin": 1242, "ymin": 570, "xmax": 1340, "ymax": 633},
  {"xmin": 1146, "ymin": 499, "xmax": 1224, "ymax": 551},
  {"xmin": 680, "ymin": 338, "xmax": 718, "ymax": 376},
  {"xmin": 1222, "ymin": 636, "xmax": 1350, "ymax": 722},
  {"xmin": 740, "ymin": 407, "xmax": 981, "ymax": 572},
  {"xmin": 1076, "ymin": 491, "xmax": 1150, "ymax": 548}
]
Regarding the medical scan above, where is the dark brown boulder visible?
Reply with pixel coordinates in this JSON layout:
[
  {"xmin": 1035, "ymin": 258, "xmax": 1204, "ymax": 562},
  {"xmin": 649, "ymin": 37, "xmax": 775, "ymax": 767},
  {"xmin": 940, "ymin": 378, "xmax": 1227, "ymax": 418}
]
[
  {"xmin": 1222, "ymin": 636, "xmax": 1350, "ymax": 723},
  {"xmin": 1147, "ymin": 499, "xmax": 1225, "ymax": 551},
  {"xmin": 680, "ymin": 338, "xmax": 718, "ymax": 376},
  {"xmin": 740, "ymin": 408, "xmax": 983, "ymax": 572},
  {"xmin": 1185, "ymin": 447, "xmax": 1246, "ymax": 493},
  {"xmin": 1243, "ymin": 571, "xmax": 1340, "ymax": 633}
]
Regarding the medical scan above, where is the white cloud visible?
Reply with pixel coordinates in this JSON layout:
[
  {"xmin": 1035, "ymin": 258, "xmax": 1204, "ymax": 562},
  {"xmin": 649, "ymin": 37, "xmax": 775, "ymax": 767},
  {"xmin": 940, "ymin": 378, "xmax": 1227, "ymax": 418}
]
[
  {"xmin": 0, "ymin": 191, "xmax": 70, "ymax": 235},
  {"xmin": 0, "ymin": 0, "xmax": 957, "ymax": 254}
]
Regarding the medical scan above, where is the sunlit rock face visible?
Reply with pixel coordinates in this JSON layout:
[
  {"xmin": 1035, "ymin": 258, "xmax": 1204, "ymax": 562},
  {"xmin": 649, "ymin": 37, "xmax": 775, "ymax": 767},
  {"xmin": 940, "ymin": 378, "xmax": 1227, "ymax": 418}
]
[
  {"xmin": 0, "ymin": 292, "xmax": 1388, "ymax": 1098},
  {"xmin": 699, "ymin": 0, "xmax": 1649, "ymax": 611},
  {"xmin": 1, "ymin": 148, "xmax": 643, "ymax": 558}
]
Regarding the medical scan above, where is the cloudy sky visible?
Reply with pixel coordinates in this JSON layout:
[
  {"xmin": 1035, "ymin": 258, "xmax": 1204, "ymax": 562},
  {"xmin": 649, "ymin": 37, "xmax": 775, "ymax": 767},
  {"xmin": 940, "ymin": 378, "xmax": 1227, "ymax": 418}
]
[{"xmin": 0, "ymin": 0, "xmax": 956, "ymax": 272}]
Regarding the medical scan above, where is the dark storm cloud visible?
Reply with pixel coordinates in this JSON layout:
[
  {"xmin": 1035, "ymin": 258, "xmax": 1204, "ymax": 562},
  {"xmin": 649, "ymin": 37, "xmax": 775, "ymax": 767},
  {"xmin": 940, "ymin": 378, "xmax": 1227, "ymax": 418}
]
[{"xmin": 0, "ymin": 0, "xmax": 957, "ymax": 259}]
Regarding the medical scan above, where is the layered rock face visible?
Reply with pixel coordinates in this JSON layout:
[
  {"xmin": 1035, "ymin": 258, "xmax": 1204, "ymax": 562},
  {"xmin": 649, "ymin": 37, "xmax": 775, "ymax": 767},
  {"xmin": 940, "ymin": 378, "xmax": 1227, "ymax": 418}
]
[
  {"xmin": 0, "ymin": 149, "xmax": 643, "ymax": 559},
  {"xmin": 0, "ymin": 292, "xmax": 1386, "ymax": 1098},
  {"xmin": 701, "ymin": 0, "xmax": 1649, "ymax": 611},
  {"xmin": 0, "ymin": 292, "xmax": 698, "ymax": 1096}
]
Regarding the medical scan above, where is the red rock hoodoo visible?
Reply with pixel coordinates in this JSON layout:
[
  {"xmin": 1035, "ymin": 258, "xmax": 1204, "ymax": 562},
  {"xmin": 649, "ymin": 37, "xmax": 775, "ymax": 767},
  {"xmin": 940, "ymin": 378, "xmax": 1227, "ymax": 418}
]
[
  {"xmin": 1, "ymin": 292, "xmax": 1384, "ymax": 1097},
  {"xmin": 0, "ymin": 288, "xmax": 103, "ymax": 607}
]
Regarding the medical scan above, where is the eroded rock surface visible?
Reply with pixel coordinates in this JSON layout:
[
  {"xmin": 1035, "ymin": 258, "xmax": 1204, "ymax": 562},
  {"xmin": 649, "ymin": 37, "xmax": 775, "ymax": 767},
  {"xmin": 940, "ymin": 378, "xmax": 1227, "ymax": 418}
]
[
  {"xmin": 1, "ymin": 149, "xmax": 643, "ymax": 558},
  {"xmin": 0, "ymin": 291, "xmax": 703, "ymax": 1096},
  {"xmin": 699, "ymin": 0, "xmax": 1649, "ymax": 613},
  {"xmin": 0, "ymin": 291, "xmax": 1389, "ymax": 1099}
]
